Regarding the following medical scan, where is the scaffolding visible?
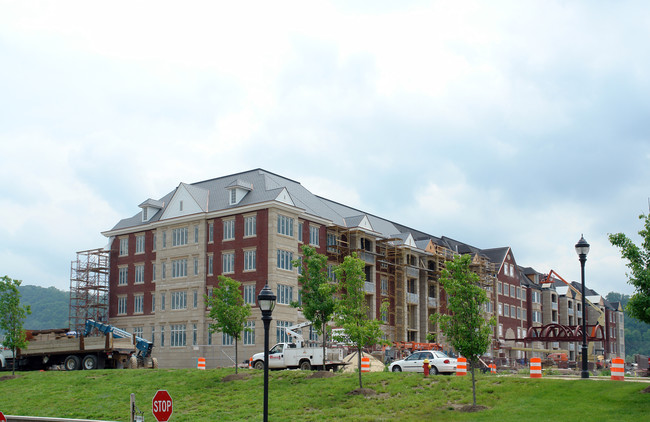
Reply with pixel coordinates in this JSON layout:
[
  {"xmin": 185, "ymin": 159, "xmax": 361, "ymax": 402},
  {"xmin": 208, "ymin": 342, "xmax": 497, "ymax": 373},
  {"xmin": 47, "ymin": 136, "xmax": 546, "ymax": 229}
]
[{"xmin": 69, "ymin": 248, "xmax": 110, "ymax": 334}]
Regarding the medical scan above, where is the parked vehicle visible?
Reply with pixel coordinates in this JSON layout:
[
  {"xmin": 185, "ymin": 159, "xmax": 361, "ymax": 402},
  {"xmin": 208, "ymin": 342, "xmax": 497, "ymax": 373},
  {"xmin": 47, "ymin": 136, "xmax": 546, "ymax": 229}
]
[
  {"xmin": 250, "ymin": 322, "xmax": 346, "ymax": 371},
  {"xmin": 14, "ymin": 319, "xmax": 156, "ymax": 371},
  {"xmin": 388, "ymin": 350, "xmax": 457, "ymax": 374},
  {"xmin": 1, "ymin": 344, "xmax": 14, "ymax": 370}
]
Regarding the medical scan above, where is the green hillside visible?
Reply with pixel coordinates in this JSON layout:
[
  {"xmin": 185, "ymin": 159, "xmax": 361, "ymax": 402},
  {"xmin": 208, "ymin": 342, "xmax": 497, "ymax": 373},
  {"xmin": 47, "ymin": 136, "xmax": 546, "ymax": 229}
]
[{"xmin": 18, "ymin": 285, "xmax": 69, "ymax": 330}]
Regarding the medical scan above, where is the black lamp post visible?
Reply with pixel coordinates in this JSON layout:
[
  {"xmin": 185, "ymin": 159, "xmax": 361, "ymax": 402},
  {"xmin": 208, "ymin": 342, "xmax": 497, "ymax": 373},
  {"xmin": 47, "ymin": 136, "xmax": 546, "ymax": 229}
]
[
  {"xmin": 257, "ymin": 283, "xmax": 276, "ymax": 422},
  {"xmin": 575, "ymin": 235, "xmax": 590, "ymax": 379}
]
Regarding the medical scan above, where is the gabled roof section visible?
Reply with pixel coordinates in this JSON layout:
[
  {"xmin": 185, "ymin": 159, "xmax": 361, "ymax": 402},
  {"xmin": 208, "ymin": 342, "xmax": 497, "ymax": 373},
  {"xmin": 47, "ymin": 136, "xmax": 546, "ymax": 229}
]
[
  {"xmin": 139, "ymin": 198, "xmax": 164, "ymax": 208},
  {"xmin": 390, "ymin": 232, "xmax": 417, "ymax": 248},
  {"xmin": 344, "ymin": 215, "xmax": 373, "ymax": 231},
  {"xmin": 227, "ymin": 179, "xmax": 253, "ymax": 190},
  {"xmin": 160, "ymin": 183, "xmax": 208, "ymax": 220},
  {"xmin": 274, "ymin": 187, "xmax": 295, "ymax": 206}
]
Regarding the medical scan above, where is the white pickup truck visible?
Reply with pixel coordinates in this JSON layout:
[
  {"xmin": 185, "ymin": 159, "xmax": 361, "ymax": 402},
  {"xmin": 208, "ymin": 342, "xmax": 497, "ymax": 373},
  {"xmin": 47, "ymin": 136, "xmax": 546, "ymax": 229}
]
[
  {"xmin": 1, "ymin": 344, "xmax": 13, "ymax": 369},
  {"xmin": 250, "ymin": 322, "xmax": 346, "ymax": 371}
]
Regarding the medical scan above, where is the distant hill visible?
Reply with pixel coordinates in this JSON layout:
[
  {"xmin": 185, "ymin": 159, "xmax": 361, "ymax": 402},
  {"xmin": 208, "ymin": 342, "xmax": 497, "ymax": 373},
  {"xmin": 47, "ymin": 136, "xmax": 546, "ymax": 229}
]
[{"xmin": 18, "ymin": 285, "xmax": 70, "ymax": 330}]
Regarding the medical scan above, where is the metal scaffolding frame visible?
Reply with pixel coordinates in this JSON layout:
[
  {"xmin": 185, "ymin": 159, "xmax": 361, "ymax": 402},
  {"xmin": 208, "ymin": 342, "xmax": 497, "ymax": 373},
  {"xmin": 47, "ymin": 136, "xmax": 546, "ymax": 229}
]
[{"xmin": 69, "ymin": 248, "xmax": 109, "ymax": 334}]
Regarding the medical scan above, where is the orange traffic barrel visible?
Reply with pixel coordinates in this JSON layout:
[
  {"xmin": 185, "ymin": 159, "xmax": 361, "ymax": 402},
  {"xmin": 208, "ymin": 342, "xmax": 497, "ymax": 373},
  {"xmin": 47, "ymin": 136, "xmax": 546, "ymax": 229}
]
[
  {"xmin": 530, "ymin": 357, "xmax": 542, "ymax": 378},
  {"xmin": 361, "ymin": 356, "xmax": 371, "ymax": 372},
  {"xmin": 197, "ymin": 357, "xmax": 206, "ymax": 370},
  {"xmin": 611, "ymin": 357, "xmax": 624, "ymax": 381},
  {"xmin": 456, "ymin": 357, "xmax": 467, "ymax": 376}
]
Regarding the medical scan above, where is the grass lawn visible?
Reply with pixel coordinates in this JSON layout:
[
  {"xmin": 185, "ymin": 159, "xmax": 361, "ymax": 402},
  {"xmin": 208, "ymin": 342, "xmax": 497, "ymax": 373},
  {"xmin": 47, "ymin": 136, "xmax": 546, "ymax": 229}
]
[{"xmin": 1, "ymin": 369, "xmax": 648, "ymax": 421}]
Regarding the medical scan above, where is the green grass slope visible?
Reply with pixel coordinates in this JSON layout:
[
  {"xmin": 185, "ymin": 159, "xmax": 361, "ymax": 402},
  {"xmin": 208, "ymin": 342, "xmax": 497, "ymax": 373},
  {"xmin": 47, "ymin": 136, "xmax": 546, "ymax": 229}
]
[{"xmin": 0, "ymin": 369, "xmax": 648, "ymax": 422}]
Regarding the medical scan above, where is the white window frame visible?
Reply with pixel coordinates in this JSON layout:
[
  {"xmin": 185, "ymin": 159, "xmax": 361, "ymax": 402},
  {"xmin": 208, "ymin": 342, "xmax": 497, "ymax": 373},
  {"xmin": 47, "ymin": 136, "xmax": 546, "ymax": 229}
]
[
  {"xmin": 277, "ymin": 249, "xmax": 293, "ymax": 271},
  {"xmin": 119, "ymin": 238, "xmax": 128, "ymax": 256},
  {"xmin": 244, "ymin": 284, "xmax": 256, "ymax": 305},
  {"xmin": 134, "ymin": 294, "xmax": 144, "ymax": 314},
  {"xmin": 243, "ymin": 321, "xmax": 255, "ymax": 345},
  {"xmin": 309, "ymin": 225, "xmax": 319, "ymax": 246},
  {"xmin": 244, "ymin": 249, "xmax": 256, "ymax": 271},
  {"xmin": 244, "ymin": 215, "xmax": 256, "ymax": 237},
  {"xmin": 135, "ymin": 264, "xmax": 144, "ymax": 284},
  {"xmin": 223, "ymin": 219, "xmax": 235, "ymax": 241},
  {"xmin": 172, "ymin": 259, "xmax": 187, "ymax": 278},
  {"xmin": 222, "ymin": 252, "xmax": 235, "ymax": 274},
  {"xmin": 170, "ymin": 324, "xmax": 187, "ymax": 347},
  {"xmin": 135, "ymin": 235, "xmax": 145, "ymax": 254},
  {"xmin": 276, "ymin": 320, "xmax": 291, "ymax": 343},
  {"xmin": 208, "ymin": 222, "xmax": 214, "ymax": 243},
  {"xmin": 277, "ymin": 284, "xmax": 293, "ymax": 305},
  {"xmin": 171, "ymin": 291, "xmax": 187, "ymax": 310},
  {"xmin": 277, "ymin": 215, "xmax": 294, "ymax": 237},
  {"xmin": 118, "ymin": 267, "xmax": 128, "ymax": 286},
  {"xmin": 172, "ymin": 227, "xmax": 188, "ymax": 247},
  {"xmin": 118, "ymin": 296, "xmax": 127, "ymax": 315}
]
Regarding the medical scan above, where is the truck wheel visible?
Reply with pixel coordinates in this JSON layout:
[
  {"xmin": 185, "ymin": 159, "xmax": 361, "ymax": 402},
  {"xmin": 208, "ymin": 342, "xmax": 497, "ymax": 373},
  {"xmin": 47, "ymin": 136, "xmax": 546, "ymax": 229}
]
[
  {"xmin": 64, "ymin": 355, "xmax": 82, "ymax": 371},
  {"xmin": 151, "ymin": 358, "xmax": 159, "ymax": 369},
  {"xmin": 82, "ymin": 355, "xmax": 98, "ymax": 370},
  {"xmin": 254, "ymin": 360, "xmax": 265, "ymax": 370},
  {"xmin": 391, "ymin": 365, "xmax": 402, "ymax": 372},
  {"xmin": 128, "ymin": 356, "xmax": 138, "ymax": 369},
  {"xmin": 299, "ymin": 360, "xmax": 312, "ymax": 371}
]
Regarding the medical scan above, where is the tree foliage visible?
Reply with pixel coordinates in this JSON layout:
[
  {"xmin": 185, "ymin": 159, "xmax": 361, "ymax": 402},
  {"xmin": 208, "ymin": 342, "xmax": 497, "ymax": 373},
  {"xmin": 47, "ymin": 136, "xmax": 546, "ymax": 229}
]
[
  {"xmin": 0, "ymin": 276, "xmax": 31, "ymax": 375},
  {"xmin": 292, "ymin": 245, "xmax": 337, "ymax": 364},
  {"xmin": 205, "ymin": 275, "xmax": 251, "ymax": 374},
  {"xmin": 608, "ymin": 213, "xmax": 650, "ymax": 325},
  {"xmin": 430, "ymin": 254, "xmax": 495, "ymax": 406},
  {"xmin": 334, "ymin": 253, "xmax": 387, "ymax": 389}
]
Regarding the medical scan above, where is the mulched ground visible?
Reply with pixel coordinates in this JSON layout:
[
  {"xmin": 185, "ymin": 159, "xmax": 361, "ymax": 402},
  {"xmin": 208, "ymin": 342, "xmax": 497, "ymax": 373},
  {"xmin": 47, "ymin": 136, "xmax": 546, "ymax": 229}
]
[
  {"xmin": 642, "ymin": 385, "xmax": 650, "ymax": 394},
  {"xmin": 0, "ymin": 375, "xmax": 18, "ymax": 382},
  {"xmin": 347, "ymin": 388, "xmax": 377, "ymax": 397},
  {"xmin": 307, "ymin": 371, "xmax": 336, "ymax": 379},
  {"xmin": 221, "ymin": 373, "xmax": 250, "ymax": 382}
]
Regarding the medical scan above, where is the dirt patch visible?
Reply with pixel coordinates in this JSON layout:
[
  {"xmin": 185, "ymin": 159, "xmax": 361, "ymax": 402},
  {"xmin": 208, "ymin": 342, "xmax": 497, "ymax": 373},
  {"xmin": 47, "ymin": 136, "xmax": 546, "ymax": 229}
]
[
  {"xmin": 0, "ymin": 375, "xmax": 18, "ymax": 382},
  {"xmin": 445, "ymin": 403, "xmax": 488, "ymax": 413},
  {"xmin": 642, "ymin": 385, "xmax": 650, "ymax": 394},
  {"xmin": 347, "ymin": 388, "xmax": 377, "ymax": 397},
  {"xmin": 222, "ymin": 373, "xmax": 250, "ymax": 382},
  {"xmin": 307, "ymin": 371, "xmax": 336, "ymax": 379}
]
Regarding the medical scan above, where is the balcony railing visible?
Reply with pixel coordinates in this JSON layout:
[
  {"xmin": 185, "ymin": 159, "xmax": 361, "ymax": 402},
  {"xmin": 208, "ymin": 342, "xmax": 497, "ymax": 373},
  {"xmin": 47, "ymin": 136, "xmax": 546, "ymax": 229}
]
[
  {"xmin": 359, "ymin": 251, "xmax": 375, "ymax": 264},
  {"xmin": 407, "ymin": 293, "xmax": 419, "ymax": 304},
  {"xmin": 428, "ymin": 297, "xmax": 437, "ymax": 308},
  {"xmin": 567, "ymin": 308, "xmax": 574, "ymax": 315},
  {"xmin": 364, "ymin": 282, "xmax": 375, "ymax": 294},
  {"xmin": 406, "ymin": 266, "xmax": 419, "ymax": 278},
  {"xmin": 551, "ymin": 302, "xmax": 558, "ymax": 310}
]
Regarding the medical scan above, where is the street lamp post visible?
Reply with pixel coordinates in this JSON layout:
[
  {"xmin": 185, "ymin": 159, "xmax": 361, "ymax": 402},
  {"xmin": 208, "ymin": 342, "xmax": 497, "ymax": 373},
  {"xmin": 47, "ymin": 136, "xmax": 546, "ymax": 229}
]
[
  {"xmin": 575, "ymin": 235, "xmax": 590, "ymax": 379},
  {"xmin": 257, "ymin": 283, "xmax": 276, "ymax": 422}
]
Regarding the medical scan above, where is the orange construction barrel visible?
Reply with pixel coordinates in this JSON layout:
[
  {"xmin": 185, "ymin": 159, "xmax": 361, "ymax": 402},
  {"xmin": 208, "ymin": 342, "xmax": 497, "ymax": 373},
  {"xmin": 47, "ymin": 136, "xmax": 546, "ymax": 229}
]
[
  {"xmin": 611, "ymin": 357, "xmax": 624, "ymax": 381},
  {"xmin": 456, "ymin": 357, "xmax": 467, "ymax": 376},
  {"xmin": 530, "ymin": 357, "xmax": 542, "ymax": 378}
]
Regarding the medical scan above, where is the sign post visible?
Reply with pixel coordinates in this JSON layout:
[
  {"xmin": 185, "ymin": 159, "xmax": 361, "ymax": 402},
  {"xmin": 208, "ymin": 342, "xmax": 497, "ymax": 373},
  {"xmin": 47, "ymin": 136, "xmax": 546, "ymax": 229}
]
[{"xmin": 152, "ymin": 390, "xmax": 173, "ymax": 422}]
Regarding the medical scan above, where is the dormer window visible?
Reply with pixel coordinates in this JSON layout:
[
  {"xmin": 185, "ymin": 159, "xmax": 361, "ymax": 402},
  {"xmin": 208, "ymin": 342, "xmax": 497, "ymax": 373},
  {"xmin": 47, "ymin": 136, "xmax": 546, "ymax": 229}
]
[
  {"xmin": 139, "ymin": 198, "xmax": 164, "ymax": 223},
  {"xmin": 226, "ymin": 179, "xmax": 253, "ymax": 206},
  {"xmin": 230, "ymin": 189, "xmax": 237, "ymax": 205}
]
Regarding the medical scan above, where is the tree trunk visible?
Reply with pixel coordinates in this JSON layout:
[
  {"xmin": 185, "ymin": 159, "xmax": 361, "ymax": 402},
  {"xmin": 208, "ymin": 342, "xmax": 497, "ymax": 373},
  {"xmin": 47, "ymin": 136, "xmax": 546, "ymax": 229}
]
[
  {"xmin": 471, "ymin": 361, "xmax": 477, "ymax": 406},
  {"xmin": 235, "ymin": 339, "xmax": 238, "ymax": 375},
  {"xmin": 357, "ymin": 348, "xmax": 363, "ymax": 389},
  {"xmin": 12, "ymin": 346, "xmax": 16, "ymax": 376}
]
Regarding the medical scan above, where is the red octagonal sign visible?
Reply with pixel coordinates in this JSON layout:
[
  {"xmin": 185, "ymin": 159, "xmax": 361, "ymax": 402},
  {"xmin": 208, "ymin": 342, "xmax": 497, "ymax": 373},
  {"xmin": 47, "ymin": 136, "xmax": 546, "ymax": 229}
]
[
  {"xmin": 0, "ymin": 411, "xmax": 6, "ymax": 422},
  {"xmin": 152, "ymin": 390, "xmax": 173, "ymax": 422}
]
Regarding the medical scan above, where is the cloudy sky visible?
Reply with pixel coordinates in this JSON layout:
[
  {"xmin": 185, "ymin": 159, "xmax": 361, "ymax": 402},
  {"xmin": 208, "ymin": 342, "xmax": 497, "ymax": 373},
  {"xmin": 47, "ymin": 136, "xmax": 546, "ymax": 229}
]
[{"xmin": 1, "ymin": 1, "xmax": 648, "ymax": 297}]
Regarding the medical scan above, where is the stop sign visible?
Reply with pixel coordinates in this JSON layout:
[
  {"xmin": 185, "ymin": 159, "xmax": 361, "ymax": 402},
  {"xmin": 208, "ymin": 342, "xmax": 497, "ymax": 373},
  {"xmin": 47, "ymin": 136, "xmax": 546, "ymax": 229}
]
[
  {"xmin": 0, "ymin": 411, "xmax": 6, "ymax": 422},
  {"xmin": 152, "ymin": 390, "xmax": 173, "ymax": 422}
]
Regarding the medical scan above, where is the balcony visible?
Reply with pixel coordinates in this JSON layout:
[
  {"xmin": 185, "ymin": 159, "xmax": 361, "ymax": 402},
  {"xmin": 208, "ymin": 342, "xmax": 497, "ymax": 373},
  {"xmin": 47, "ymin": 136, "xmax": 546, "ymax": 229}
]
[
  {"xmin": 567, "ymin": 308, "xmax": 574, "ymax": 315},
  {"xmin": 551, "ymin": 302, "xmax": 558, "ymax": 311},
  {"xmin": 406, "ymin": 266, "xmax": 419, "ymax": 278},
  {"xmin": 576, "ymin": 310, "xmax": 582, "ymax": 318},
  {"xmin": 407, "ymin": 293, "xmax": 419, "ymax": 304},
  {"xmin": 428, "ymin": 297, "xmax": 437, "ymax": 308},
  {"xmin": 358, "ymin": 251, "xmax": 374, "ymax": 264},
  {"xmin": 364, "ymin": 282, "xmax": 375, "ymax": 294}
]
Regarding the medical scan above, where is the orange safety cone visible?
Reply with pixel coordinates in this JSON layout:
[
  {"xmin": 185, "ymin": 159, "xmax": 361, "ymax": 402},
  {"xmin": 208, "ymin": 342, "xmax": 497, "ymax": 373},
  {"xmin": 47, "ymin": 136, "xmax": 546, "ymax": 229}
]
[
  {"xmin": 489, "ymin": 363, "xmax": 497, "ymax": 374},
  {"xmin": 610, "ymin": 357, "xmax": 625, "ymax": 381},
  {"xmin": 456, "ymin": 357, "xmax": 467, "ymax": 376},
  {"xmin": 530, "ymin": 357, "xmax": 542, "ymax": 378}
]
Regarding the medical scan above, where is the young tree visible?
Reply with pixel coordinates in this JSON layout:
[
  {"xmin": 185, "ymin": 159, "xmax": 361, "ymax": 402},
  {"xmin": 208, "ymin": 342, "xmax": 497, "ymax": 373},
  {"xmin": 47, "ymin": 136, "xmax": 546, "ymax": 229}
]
[
  {"xmin": 206, "ymin": 275, "xmax": 251, "ymax": 374},
  {"xmin": 334, "ymin": 253, "xmax": 387, "ymax": 389},
  {"xmin": 609, "ymin": 213, "xmax": 650, "ymax": 324},
  {"xmin": 292, "ymin": 245, "xmax": 337, "ymax": 368},
  {"xmin": 0, "ymin": 276, "xmax": 31, "ymax": 375},
  {"xmin": 430, "ymin": 254, "xmax": 495, "ymax": 406}
]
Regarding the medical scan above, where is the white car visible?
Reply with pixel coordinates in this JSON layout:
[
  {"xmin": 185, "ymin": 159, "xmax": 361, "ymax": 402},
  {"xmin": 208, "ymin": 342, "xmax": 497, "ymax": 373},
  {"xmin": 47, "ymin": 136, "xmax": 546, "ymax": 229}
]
[{"xmin": 389, "ymin": 350, "xmax": 457, "ymax": 375}]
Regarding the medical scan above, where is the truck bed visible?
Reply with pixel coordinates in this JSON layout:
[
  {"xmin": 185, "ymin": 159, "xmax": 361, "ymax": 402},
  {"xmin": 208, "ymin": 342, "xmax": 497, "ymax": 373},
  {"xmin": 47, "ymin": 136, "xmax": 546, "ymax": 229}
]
[{"xmin": 19, "ymin": 336, "xmax": 135, "ymax": 357}]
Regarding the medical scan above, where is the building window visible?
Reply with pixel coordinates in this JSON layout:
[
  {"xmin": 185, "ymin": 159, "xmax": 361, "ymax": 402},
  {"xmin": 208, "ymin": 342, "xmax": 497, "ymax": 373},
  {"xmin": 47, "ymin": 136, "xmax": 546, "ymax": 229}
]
[
  {"xmin": 244, "ymin": 215, "xmax": 256, "ymax": 237},
  {"xmin": 511, "ymin": 306, "xmax": 516, "ymax": 318},
  {"xmin": 208, "ymin": 255, "xmax": 213, "ymax": 275},
  {"xmin": 222, "ymin": 333, "xmax": 234, "ymax": 346},
  {"xmin": 497, "ymin": 282, "xmax": 502, "ymax": 295},
  {"xmin": 118, "ymin": 296, "xmax": 127, "ymax": 315},
  {"xmin": 244, "ymin": 321, "xmax": 255, "ymax": 345},
  {"xmin": 194, "ymin": 257, "xmax": 199, "ymax": 276},
  {"xmin": 298, "ymin": 222, "xmax": 304, "ymax": 242},
  {"xmin": 504, "ymin": 304, "xmax": 509, "ymax": 317},
  {"xmin": 162, "ymin": 231, "xmax": 167, "ymax": 248},
  {"xmin": 327, "ymin": 265, "xmax": 336, "ymax": 281},
  {"xmin": 153, "ymin": 233, "xmax": 157, "ymax": 251},
  {"xmin": 151, "ymin": 293, "xmax": 156, "ymax": 312},
  {"xmin": 172, "ymin": 259, "xmax": 187, "ymax": 278},
  {"xmin": 171, "ymin": 291, "xmax": 187, "ymax": 310},
  {"xmin": 119, "ymin": 238, "xmax": 128, "ymax": 256},
  {"xmin": 160, "ymin": 326, "xmax": 165, "ymax": 347},
  {"xmin": 277, "ymin": 215, "xmax": 294, "ymax": 237},
  {"xmin": 161, "ymin": 293, "xmax": 165, "ymax": 311},
  {"xmin": 193, "ymin": 324, "xmax": 197, "ymax": 346},
  {"xmin": 170, "ymin": 324, "xmax": 186, "ymax": 347},
  {"xmin": 222, "ymin": 252, "xmax": 235, "ymax": 274},
  {"xmin": 193, "ymin": 290, "xmax": 198, "ymax": 308},
  {"xmin": 244, "ymin": 249, "xmax": 256, "ymax": 271},
  {"xmin": 244, "ymin": 284, "xmax": 256, "ymax": 305},
  {"xmin": 172, "ymin": 227, "xmax": 188, "ymax": 247},
  {"xmin": 194, "ymin": 225, "xmax": 199, "ymax": 243},
  {"xmin": 135, "ymin": 265, "xmax": 144, "ymax": 284},
  {"xmin": 276, "ymin": 320, "xmax": 291, "ymax": 343},
  {"xmin": 277, "ymin": 284, "xmax": 293, "ymax": 305},
  {"xmin": 134, "ymin": 294, "xmax": 144, "ymax": 314},
  {"xmin": 208, "ymin": 222, "xmax": 214, "ymax": 243},
  {"xmin": 118, "ymin": 267, "xmax": 128, "ymax": 285},
  {"xmin": 230, "ymin": 189, "xmax": 237, "ymax": 205},
  {"xmin": 510, "ymin": 285, "xmax": 516, "ymax": 297},
  {"xmin": 498, "ymin": 303, "xmax": 503, "ymax": 316},
  {"xmin": 277, "ymin": 250, "xmax": 293, "ymax": 271},
  {"xmin": 136, "ymin": 235, "xmax": 145, "ymax": 254},
  {"xmin": 152, "ymin": 263, "xmax": 156, "ymax": 281},
  {"xmin": 223, "ymin": 219, "xmax": 235, "ymax": 241},
  {"xmin": 327, "ymin": 233, "xmax": 337, "ymax": 252},
  {"xmin": 498, "ymin": 324, "xmax": 503, "ymax": 337},
  {"xmin": 381, "ymin": 278, "xmax": 388, "ymax": 295},
  {"xmin": 133, "ymin": 326, "xmax": 143, "ymax": 338},
  {"xmin": 162, "ymin": 262, "xmax": 166, "ymax": 279},
  {"xmin": 309, "ymin": 225, "xmax": 319, "ymax": 246}
]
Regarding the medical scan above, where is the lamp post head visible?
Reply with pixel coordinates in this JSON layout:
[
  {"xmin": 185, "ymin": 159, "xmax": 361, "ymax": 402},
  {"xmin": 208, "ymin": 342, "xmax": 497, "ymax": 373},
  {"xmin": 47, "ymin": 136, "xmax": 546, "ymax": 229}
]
[
  {"xmin": 575, "ymin": 235, "xmax": 590, "ymax": 258},
  {"xmin": 258, "ymin": 283, "xmax": 276, "ymax": 315}
]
